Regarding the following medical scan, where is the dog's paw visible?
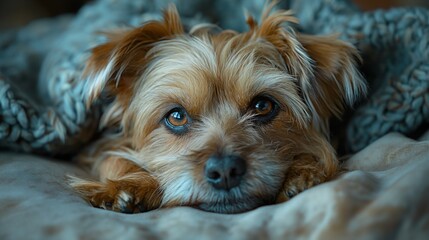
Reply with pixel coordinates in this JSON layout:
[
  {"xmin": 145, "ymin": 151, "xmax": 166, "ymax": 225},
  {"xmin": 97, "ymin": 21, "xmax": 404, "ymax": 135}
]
[
  {"xmin": 67, "ymin": 176, "xmax": 162, "ymax": 213},
  {"xmin": 276, "ymin": 154, "xmax": 337, "ymax": 203},
  {"xmin": 91, "ymin": 187, "xmax": 135, "ymax": 213},
  {"xmin": 276, "ymin": 172, "xmax": 322, "ymax": 202}
]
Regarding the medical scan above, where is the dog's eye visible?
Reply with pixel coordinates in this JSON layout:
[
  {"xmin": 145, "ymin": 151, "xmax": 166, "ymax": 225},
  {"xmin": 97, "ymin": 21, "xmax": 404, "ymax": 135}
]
[
  {"xmin": 250, "ymin": 96, "xmax": 279, "ymax": 123},
  {"xmin": 164, "ymin": 107, "xmax": 190, "ymax": 134},
  {"xmin": 254, "ymin": 98, "xmax": 273, "ymax": 115}
]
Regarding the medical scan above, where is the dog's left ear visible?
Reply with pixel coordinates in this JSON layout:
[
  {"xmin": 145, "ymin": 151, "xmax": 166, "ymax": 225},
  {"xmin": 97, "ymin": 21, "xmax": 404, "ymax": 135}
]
[
  {"xmin": 296, "ymin": 34, "xmax": 367, "ymax": 124},
  {"xmin": 248, "ymin": 4, "xmax": 366, "ymax": 131}
]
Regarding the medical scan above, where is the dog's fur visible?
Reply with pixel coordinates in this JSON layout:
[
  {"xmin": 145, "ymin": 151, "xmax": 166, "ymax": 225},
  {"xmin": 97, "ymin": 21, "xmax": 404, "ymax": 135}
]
[{"xmin": 69, "ymin": 2, "xmax": 366, "ymax": 214}]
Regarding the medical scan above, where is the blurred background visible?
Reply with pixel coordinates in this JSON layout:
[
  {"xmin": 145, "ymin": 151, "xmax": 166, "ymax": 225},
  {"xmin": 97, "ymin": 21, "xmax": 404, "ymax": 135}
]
[{"xmin": 0, "ymin": 0, "xmax": 429, "ymax": 30}]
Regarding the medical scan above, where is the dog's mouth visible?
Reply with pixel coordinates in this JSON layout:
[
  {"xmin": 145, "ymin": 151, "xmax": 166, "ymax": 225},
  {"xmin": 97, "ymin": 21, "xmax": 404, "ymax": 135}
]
[{"xmin": 190, "ymin": 195, "xmax": 274, "ymax": 214}]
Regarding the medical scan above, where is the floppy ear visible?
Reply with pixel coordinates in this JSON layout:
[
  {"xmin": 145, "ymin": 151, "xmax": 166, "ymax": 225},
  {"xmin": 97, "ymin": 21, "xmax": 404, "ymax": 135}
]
[
  {"xmin": 296, "ymin": 34, "xmax": 367, "ymax": 124},
  {"xmin": 83, "ymin": 5, "xmax": 184, "ymax": 106},
  {"xmin": 248, "ymin": 2, "xmax": 366, "ymax": 132}
]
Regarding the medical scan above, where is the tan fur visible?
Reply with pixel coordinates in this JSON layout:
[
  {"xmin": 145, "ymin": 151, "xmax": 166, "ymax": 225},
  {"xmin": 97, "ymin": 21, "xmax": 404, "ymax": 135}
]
[{"xmin": 70, "ymin": 2, "xmax": 366, "ymax": 214}]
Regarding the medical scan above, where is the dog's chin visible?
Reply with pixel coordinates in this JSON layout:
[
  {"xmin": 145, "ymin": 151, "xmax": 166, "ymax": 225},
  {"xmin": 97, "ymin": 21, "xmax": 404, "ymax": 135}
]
[{"xmin": 194, "ymin": 196, "xmax": 274, "ymax": 214}]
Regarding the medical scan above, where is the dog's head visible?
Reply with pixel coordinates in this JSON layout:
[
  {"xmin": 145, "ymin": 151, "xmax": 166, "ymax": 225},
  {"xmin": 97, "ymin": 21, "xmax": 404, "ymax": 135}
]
[{"xmin": 83, "ymin": 3, "xmax": 366, "ymax": 213}]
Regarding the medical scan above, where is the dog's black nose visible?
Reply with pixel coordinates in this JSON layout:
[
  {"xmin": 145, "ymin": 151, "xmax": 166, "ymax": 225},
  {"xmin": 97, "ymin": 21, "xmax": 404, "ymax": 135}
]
[{"xmin": 204, "ymin": 154, "xmax": 246, "ymax": 190}]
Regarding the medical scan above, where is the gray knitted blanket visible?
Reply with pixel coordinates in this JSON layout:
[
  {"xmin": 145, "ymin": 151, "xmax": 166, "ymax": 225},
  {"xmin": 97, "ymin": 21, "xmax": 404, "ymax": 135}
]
[{"xmin": 0, "ymin": 0, "xmax": 428, "ymax": 155}]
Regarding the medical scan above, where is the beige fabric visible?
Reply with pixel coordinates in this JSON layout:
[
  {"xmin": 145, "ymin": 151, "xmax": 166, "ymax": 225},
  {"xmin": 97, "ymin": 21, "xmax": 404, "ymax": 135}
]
[{"xmin": 1, "ymin": 133, "xmax": 428, "ymax": 240}]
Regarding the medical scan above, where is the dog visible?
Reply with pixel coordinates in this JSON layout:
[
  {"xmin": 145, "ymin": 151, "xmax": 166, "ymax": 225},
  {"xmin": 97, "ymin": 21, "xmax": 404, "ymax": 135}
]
[{"xmin": 69, "ymin": 1, "xmax": 366, "ymax": 214}]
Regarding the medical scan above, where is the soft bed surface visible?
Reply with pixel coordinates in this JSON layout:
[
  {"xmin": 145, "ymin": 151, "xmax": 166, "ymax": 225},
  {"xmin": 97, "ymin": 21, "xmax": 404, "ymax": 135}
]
[{"xmin": 1, "ymin": 133, "xmax": 428, "ymax": 240}]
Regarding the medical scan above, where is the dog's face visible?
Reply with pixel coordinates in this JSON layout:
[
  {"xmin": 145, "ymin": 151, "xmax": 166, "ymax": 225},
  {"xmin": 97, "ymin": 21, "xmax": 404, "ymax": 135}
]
[{"xmin": 83, "ymin": 4, "xmax": 365, "ymax": 213}]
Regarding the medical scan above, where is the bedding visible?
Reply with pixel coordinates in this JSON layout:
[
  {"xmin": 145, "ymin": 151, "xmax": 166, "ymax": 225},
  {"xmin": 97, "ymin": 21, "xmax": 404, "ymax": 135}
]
[
  {"xmin": 1, "ymin": 133, "xmax": 428, "ymax": 239},
  {"xmin": 1, "ymin": 0, "xmax": 429, "ymax": 239}
]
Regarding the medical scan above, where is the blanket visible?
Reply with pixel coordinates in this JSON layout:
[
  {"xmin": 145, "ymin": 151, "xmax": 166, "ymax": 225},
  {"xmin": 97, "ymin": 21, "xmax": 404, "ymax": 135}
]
[
  {"xmin": 1, "ymin": 133, "xmax": 428, "ymax": 239},
  {"xmin": 1, "ymin": 1, "xmax": 429, "ymax": 239},
  {"xmin": 1, "ymin": 0, "xmax": 429, "ymax": 155}
]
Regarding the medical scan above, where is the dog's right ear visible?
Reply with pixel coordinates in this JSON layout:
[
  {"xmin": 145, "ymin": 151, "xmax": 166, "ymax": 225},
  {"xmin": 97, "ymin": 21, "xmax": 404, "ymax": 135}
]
[{"xmin": 83, "ymin": 5, "xmax": 184, "ymax": 107}]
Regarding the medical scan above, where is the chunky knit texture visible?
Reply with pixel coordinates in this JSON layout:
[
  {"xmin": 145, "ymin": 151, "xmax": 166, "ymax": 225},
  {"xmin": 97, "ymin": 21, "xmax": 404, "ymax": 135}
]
[{"xmin": 0, "ymin": 0, "xmax": 428, "ymax": 155}]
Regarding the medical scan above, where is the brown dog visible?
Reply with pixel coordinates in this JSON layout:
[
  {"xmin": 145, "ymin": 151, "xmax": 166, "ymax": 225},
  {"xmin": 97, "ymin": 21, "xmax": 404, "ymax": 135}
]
[{"xmin": 69, "ymin": 2, "xmax": 366, "ymax": 214}]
